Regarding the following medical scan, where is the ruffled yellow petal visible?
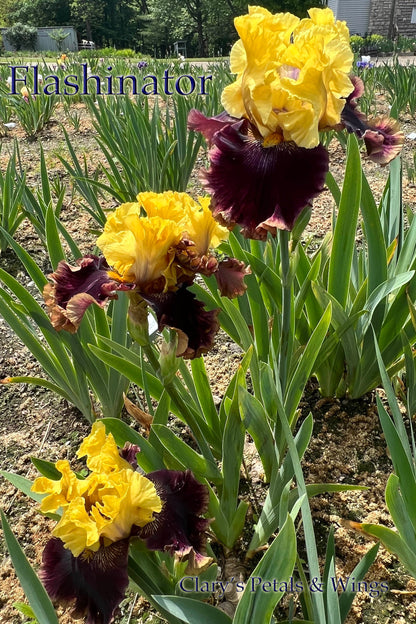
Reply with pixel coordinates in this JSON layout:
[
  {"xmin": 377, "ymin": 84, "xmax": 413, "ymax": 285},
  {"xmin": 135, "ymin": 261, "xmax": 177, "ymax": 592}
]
[
  {"xmin": 32, "ymin": 460, "xmax": 83, "ymax": 513},
  {"xmin": 103, "ymin": 202, "xmax": 142, "ymax": 233},
  {"xmin": 235, "ymin": 7, "xmax": 299, "ymax": 52},
  {"xmin": 97, "ymin": 213, "xmax": 182, "ymax": 290},
  {"xmin": 54, "ymin": 471, "xmax": 161, "ymax": 554},
  {"xmin": 302, "ymin": 7, "xmax": 350, "ymax": 44},
  {"xmin": 221, "ymin": 77, "xmax": 246, "ymax": 120},
  {"xmin": 276, "ymin": 105, "xmax": 318, "ymax": 149},
  {"xmin": 229, "ymin": 38, "xmax": 247, "ymax": 75},
  {"xmin": 77, "ymin": 421, "xmax": 130, "ymax": 473},
  {"xmin": 53, "ymin": 497, "xmax": 101, "ymax": 556},
  {"xmin": 34, "ymin": 420, "xmax": 164, "ymax": 558},
  {"xmin": 96, "ymin": 470, "xmax": 162, "ymax": 543},
  {"xmin": 222, "ymin": 6, "xmax": 354, "ymax": 148},
  {"xmin": 137, "ymin": 191, "xmax": 227, "ymax": 256},
  {"xmin": 184, "ymin": 196, "xmax": 229, "ymax": 254},
  {"xmin": 138, "ymin": 191, "xmax": 191, "ymax": 227}
]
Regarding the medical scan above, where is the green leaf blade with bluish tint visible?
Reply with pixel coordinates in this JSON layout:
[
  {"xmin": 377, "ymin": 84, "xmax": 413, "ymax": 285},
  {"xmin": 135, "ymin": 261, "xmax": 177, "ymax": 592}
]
[
  {"xmin": 328, "ymin": 134, "xmax": 362, "ymax": 307},
  {"xmin": 234, "ymin": 515, "xmax": 297, "ymax": 624},
  {"xmin": 0, "ymin": 511, "xmax": 59, "ymax": 624}
]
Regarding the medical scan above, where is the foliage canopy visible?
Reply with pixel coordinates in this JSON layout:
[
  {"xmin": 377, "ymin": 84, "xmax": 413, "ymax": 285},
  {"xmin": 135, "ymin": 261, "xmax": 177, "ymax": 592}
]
[{"xmin": 0, "ymin": 0, "xmax": 324, "ymax": 55}]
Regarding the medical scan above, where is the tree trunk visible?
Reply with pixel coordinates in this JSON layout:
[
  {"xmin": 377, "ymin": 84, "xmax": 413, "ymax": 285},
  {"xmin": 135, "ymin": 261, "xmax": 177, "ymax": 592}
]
[
  {"xmin": 185, "ymin": 0, "xmax": 207, "ymax": 57},
  {"xmin": 85, "ymin": 19, "xmax": 92, "ymax": 41}
]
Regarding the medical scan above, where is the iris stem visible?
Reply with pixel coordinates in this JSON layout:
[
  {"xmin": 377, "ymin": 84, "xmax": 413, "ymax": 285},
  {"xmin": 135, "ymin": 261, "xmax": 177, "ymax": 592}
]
[
  {"xmin": 278, "ymin": 229, "xmax": 293, "ymax": 396},
  {"xmin": 141, "ymin": 343, "xmax": 216, "ymax": 467}
]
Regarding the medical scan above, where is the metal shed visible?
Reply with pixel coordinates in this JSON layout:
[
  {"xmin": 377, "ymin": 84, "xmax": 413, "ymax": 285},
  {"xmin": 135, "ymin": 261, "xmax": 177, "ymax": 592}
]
[
  {"xmin": 1, "ymin": 26, "xmax": 78, "ymax": 52},
  {"xmin": 327, "ymin": 0, "xmax": 372, "ymax": 35}
]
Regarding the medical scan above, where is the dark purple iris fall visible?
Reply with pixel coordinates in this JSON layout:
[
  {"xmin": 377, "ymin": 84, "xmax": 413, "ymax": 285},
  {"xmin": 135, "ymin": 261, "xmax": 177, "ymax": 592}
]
[
  {"xmin": 43, "ymin": 255, "xmax": 133, "ymax": 333},
  {"xmin": 39, "ymin": 468, "xmax": 210, "ymax": 624},
  {"xmin": 340, "ymin": 77, "xmax": 403, "ymax": 165},
  {"xmin": 188, "ymin": 78, "xmax": 403, "ymax": 238},
  {"xmin": 140, "ymin": 469, "xmax": 211, "ymax": 556},
  {"xmin": 214, "ymin": 257, "xmax": 251, "ymax": 299},
  {"xmin": 40, "ymin": 538, "xmax": 129, "ymax": 624},
  {"xmin": 145, "ymin": 284, "xmax": 220, "ymax": 359},
  {"xmin": 119, "ymin": 442, "xmax": 141, "ymax": 470},
  {"xmin": 188, "ymin": 109, "xmax": 329, "ymax": 238},
  {"xmin": 43, "ymin": 252, "xmax": 248, "ymax": 358}
]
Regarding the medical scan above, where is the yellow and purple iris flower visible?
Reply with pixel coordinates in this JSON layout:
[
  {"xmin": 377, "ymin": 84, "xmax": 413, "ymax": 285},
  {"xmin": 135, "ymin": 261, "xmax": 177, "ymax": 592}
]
[
  {"xmin": 58, "ymin": 53, "xmax": 68, "ymax": 69},
  {"xmin": 43, "ymin": 191, "xmax": 250, "ymax": 358},
  {"xmin": 20, "ymin": 86, "xmax": 35, "ymax": 102},
  {"xmin": 32, "ymin": 421, "xmax": 210, "ymax": 624},
  {"xmin": 188, "ymin": 6, "xmax": 403, "ymax": 238}
]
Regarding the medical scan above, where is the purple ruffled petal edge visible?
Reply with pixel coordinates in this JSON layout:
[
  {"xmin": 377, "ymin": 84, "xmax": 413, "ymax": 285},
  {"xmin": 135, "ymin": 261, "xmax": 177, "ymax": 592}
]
[
  {"xmin": 140, "ymin": 469, "xmax": 210, "ymax": 556},
  {"xmin": 145, "ymin": 285, "xmax": 220, "ymax": 359}
]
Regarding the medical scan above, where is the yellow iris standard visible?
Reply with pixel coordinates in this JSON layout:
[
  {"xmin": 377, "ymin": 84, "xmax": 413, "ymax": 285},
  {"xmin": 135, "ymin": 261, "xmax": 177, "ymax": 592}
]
[
  {"xmin": 222, "ymin": 6, "xmax": 354, "ymax": 149},
  {"xmin": 138, "ymin": 191, "xmax": 229, "ymax": 257},
  {"xmin": 97, "ymin": 213, "xmax": 182, "ymax": 290},
  {"xmin": 96, "ymin": 191, "xmax": 229, "ymax": 292},
  {"xmin": 32, "ymin": 422, "xmax": 162, "ymax": 557}
]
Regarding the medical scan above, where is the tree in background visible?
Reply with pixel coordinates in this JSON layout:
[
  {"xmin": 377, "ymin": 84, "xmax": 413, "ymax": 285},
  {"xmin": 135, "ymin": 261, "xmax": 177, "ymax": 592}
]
[
  {"xmin": 50, "ymin": 27, "xmax": 70, "ymax": 50},
  {"xmin": 4, "ymin": 22, "xmax": 38, "ymax": 49},
  {"xmin": 184, "ymin": 0, "xmax": 207, "ymax": 57},
  {"xmin": 2, "ymin": 0, "xmax": 71, "ymax": 27},
  {"xmin": 0, "ymin": 0, "xmax": 17, "ymax": 26},
  {"xmin": 144, "ymin": 0, "xmax": 323, "ymax": 58},
  {"xmin": 100, "ymin": 0, "xmax": 147, "ymax": 48},
  {"xmin": 0, "ymin": 0, "xmax": 326, "ymax": 54},
  {"xmin": 69, "ymin": 0, "xmax": 105, "ymax": 43},
  {"xmin": 259, "ymin": 0, "xmax": 325, "ymax": 17},
  {"xmin": 145, "ymin": 0, "xmax": 190, "ymax": 56},
  {"xmin": 145, "ymin": 0, "xmax": 247, "ymax": 57},
  {"xmin": 69, "ymin": 0, "xmax": 145, "ymax": 48},
  {"xmin": 1, "ymin": 0, "xmax": 144, "ymax": 47},
  {"xmin": 203, "ymin": 0, "xmax": 247, "ymax": 56}
]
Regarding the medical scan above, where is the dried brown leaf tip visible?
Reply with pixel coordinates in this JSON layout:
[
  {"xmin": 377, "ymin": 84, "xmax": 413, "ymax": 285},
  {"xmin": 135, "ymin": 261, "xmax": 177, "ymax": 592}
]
[
  {"xmin": 123, "ymin": 393, "xmax": 153, "ymax": 433},
  {"xmin": 341, "ymin": 519, "xmax": 378, "ymax": 542}
]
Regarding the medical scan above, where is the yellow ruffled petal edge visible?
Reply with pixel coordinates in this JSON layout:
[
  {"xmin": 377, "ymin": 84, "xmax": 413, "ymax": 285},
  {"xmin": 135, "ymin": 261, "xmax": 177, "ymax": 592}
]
[
  {"xmin": 32, "ymin": 421, "xmax": 163, "ymax": 557},
  {"xmin": 221, "ymin": 6, "xmax": 354, "ymax": 148}
]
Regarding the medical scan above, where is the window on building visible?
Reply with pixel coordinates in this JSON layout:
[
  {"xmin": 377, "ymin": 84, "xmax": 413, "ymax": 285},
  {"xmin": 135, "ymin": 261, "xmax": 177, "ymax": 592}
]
[{"xmin": 412, "ymin": 7, "xmax": 416, "ymax": 23}]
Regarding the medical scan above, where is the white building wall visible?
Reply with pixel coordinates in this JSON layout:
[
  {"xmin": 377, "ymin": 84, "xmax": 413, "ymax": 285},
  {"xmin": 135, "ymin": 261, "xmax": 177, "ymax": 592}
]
[{"xmin": 328, "ymin": 0, "xmax": 371, "ymax": 35}]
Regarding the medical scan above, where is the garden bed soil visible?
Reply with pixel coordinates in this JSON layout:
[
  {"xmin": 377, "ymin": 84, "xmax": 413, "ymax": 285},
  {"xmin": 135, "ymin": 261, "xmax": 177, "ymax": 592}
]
[{"xmin": 1, "ymin": 93, "xmax": 416, "ymax": 624}]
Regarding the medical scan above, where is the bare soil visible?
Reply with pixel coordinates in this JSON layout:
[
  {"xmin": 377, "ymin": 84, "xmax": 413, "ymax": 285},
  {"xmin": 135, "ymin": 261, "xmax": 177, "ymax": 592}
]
[{"xmin": 1, "ymin": 91, "xmax": 416, "ymax": 624}]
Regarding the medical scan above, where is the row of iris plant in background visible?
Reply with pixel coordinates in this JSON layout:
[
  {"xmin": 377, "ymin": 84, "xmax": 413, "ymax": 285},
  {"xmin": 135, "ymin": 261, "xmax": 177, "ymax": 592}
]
[
  {"xmin": 0, "ymin": 58, "xmax": 232, "ymax": 254},
  {"xmin": 2, "ymin": 30, "xmax": 416, "ymax": 60},
  {"xmin": 350, "ymin": 33, "xmax": 416, "ymax": 55},
  {"xmin": 354, "ymin": 57, "xmax": 416, "ymax": 119},
  {"xmin": 1, "ymin": 56, "xmax": 416, "ymax": 134},
  {"xmin": 2, "ymin": 55, "xmax": 416, "ymax": 186},
  {"xmin": 0, "ymin": 57, "xmax": 231, "ymax": 138},
  {"xmin": 1, "ymin": 59, "xmax": 416, "ymax": 259},
  {"xmin": 1, "ymin": 127, "xmax": 416, "ymax": 622}
]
